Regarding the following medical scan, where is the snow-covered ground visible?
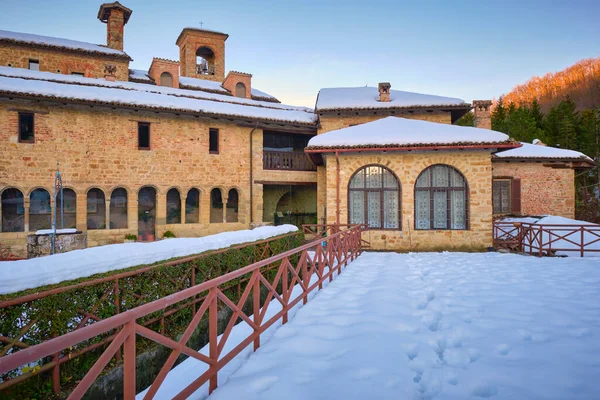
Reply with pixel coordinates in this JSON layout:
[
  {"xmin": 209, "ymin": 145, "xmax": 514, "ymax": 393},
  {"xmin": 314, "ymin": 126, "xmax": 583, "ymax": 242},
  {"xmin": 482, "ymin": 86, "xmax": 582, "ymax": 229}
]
[
  {"xmin": 184, "ymin": 252, "xmax": 600, "ymax": 400},
  {"xmin": 0, "ymin": 225, "xmax": 297, "ymax": 295}
]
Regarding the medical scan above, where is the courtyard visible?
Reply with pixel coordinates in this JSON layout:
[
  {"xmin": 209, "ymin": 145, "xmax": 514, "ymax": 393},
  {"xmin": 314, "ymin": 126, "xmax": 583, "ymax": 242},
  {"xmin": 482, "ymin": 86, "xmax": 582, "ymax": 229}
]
[{"xmin": 145, "ymin": 251, "xmax": 600, "ymax": 400}]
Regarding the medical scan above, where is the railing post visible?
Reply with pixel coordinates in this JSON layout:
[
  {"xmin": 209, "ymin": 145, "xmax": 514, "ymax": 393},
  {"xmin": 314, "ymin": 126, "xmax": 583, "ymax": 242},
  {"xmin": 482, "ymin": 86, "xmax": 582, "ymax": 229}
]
[
  {"xmin": 253, "ymin": 272, "xmax": 261, "ymax": 351},
  {"xmin": 282, "ymin": 260, "xmax": 289, "ymax": 324},
  {"xmin": 209, "ymin": 287, "xmax": 218, "ymax": 393},
  {"xmin": 123, "ymin": 321, "xmax": 136, "ymax": 400},
  {"xmin": 539, "ymin": 225, "xmax": 543, "ymax": 257},
  {"xmin": 302, "ymin": 251, "xmax": 308, "ymax": 305},
  {"xmin": 51, "ymin": 334, "xmax": 61, "ymax": 394},
  {"xmin": 114, "ymin": 279, "xmax": 122, "ymax": 361},
  {"xmin": 581, "ymin": 227, "xmax": 585, "ymax": 257}
]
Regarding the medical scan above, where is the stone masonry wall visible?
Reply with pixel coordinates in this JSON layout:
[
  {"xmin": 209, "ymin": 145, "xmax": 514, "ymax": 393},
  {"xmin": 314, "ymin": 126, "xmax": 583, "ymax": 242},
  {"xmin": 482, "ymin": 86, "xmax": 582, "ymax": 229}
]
[
  {"xmin": 324, "ymin": 150, "xmax": 494, "ymax": 251},
  {"xmin": 0, "ymin": 98, "xmax": 257, "ymax": 257},
  {"xmin": 318, "ymin": 110, "xmax": 452, "ymax": 134},
  {"xmin": 492, "ymin": 161, "xmax": 575, "ymax": 218},
  {"xmin": 0, "ymin": 43, "xmax": 130, "ymax": 81}
]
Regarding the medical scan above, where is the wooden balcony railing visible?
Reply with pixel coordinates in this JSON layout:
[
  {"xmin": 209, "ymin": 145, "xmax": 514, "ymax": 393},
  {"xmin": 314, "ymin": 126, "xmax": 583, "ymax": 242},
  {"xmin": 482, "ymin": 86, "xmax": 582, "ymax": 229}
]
[{"xmin": 263, "ymin": 150, "xmax": 316, "ymax": 171}]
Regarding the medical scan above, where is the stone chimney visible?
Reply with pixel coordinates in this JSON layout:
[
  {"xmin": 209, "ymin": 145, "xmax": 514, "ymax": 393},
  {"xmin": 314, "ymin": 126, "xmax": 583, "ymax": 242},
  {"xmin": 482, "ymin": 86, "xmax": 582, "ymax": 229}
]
[
  {"xmin": 97, "ymin": 2, "xmax": 132, "ymax": 52},
  {"xmin": 378, "ymin": 82, "xmax": 391, "ymax": 102},
  {"xmin": 473, "ymin": 100, "xmax": 492, "ymax": 130},
  {"xmin": 532, "ymin": 138, "xmax": 547, "ymax": 146}
]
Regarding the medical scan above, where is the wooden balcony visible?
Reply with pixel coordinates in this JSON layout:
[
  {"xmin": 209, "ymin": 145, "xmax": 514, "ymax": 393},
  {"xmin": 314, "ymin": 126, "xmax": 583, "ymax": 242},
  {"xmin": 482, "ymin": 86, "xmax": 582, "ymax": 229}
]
[{"xmin": 263, "ymin": 150, "xmax": 316, "ymax": 171}]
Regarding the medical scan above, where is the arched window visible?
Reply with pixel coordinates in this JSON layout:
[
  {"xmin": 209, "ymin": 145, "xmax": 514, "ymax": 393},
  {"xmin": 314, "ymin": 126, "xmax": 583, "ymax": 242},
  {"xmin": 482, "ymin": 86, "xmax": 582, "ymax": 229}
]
[
  {"xmin": 185, "ymin": 188, "xmax": 200, "ymax": 223},
  {"xmin": 110, "ymin": 188, "xmax": 128, "ymax": 229},
  {"xmin": 1, "ymin": 188, "xmax": 24, "ymax": 232},
  {"xmin": 166, "ymin": 188, "xmax": 181, "ymax": 224},
  {"xmin": 415, "ymin": 164, "xmax": 468, "ymax": 230},
  {"xmin": 160, "ymin": 72, "xmax": 173, "ymax": 87},
  {"xmin": 87, "ymin": 188, "xmax": 106, "ymax": 230},
  {"xmin": 29, "ymin": 188, "xmax": 51, "ymax": 231},
  {"xmin": 210, "ymin": 188, "xmax": 223, "ymax": 223},
  {"xmin": 56, "ymin": 188, "xmax": 77, "ymax": 229},
  {"xmin": 226, "ymin": 189, "xmax": 239, "ymax": 223},
  {"xmin": 235, "ymin": 82, "xmax": 246, "ymax": 98},
  {"xmin": 348, "ymin": 165, "xmax": 400, "ymax": 229}
]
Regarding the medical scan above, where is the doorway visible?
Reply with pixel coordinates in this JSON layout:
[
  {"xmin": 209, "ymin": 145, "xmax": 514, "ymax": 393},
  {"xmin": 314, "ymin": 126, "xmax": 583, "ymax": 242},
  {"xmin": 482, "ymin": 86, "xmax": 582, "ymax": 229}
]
[{"xmin": 138, "ymin": 186, "xmax": 156, "ymax": 241}]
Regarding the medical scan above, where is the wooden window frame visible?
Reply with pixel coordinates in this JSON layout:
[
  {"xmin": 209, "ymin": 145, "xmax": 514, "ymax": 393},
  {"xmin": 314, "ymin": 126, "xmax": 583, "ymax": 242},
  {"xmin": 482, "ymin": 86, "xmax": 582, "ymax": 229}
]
[
  {"xmin": 347, "ymin": 164, "xmax": 402, "ymax": 230},
  {"xmin": 414, "ymin": 164, "xmax": 470, "ymax": 231},
  {"xmin": 138, "ymin": 122, "xmax": 151, "ymax": 150},
  {"xmin": 18, "ymin": 112, "xmax": 35, "ymax": 143},
  {"xmin": 209, "ymin": 128, "xmax": 219, "ymax": 154},
  {"xmin": 492, "ymin": 177, "xmax": 512, "ymax": 215}
]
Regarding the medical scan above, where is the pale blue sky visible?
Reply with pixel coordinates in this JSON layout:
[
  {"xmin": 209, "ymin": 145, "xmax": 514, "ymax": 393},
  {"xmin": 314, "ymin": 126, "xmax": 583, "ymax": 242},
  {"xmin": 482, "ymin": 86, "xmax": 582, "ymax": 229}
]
[{"xmin": 1, "ymin": 0, "xmax": 598, "ymax": 107}]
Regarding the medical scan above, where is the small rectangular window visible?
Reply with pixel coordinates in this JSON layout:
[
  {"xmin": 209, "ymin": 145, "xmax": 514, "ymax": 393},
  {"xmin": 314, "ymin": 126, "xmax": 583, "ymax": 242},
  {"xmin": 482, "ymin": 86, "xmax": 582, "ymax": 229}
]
[
  {"xmin": 18, "ymin": 113, "xmax": 35, "ymax": 143},
  {"xmin": 209, "ymin": 128, "xmax": 219, "ymax": 154},
  {"xmin": 138, "ymin": 122, "xmax": 150, "ymax": 150},
  {"xmin": 28, "ymin": 59, "xmax": 39, "ymax": 71},
  {"xmin": 492, "ymin": 179, "xmax": 511, "ymax": 214},
  {"xmin": 71, "ymin": 72, "xmax": 84, "ymax": 76}
]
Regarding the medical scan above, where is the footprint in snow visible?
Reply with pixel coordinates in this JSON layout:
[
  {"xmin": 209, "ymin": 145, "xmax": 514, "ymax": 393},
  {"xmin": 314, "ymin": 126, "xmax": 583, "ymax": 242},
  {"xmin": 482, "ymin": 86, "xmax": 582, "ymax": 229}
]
[
  {"xmin": 472, "ymin": 384, "xmax": 498, "ymax": 398},
  {"xmin": 249, "ymin": 376, "xmax": 279, "ymax": 392},
  {"xmin": 497, "ymin": 344, "xmax": 510, "ymax": 356}
]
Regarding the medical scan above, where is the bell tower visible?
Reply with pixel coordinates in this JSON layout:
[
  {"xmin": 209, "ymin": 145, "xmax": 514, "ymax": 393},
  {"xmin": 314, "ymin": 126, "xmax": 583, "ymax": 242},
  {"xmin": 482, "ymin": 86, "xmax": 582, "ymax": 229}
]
[{"xmin": 176, "ymin": 28, "xmax": 228, "ymax": 82}]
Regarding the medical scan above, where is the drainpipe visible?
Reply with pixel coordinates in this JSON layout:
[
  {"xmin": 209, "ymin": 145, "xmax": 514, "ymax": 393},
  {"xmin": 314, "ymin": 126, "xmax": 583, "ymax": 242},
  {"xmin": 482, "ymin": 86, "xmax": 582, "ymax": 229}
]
[
  {"xmin": 336, "ymin": 151, "xmax": 340, "ymax": 225},
  {"xmin": 249, "ymin": 122, "xmax": 259, "ymax": 226}
]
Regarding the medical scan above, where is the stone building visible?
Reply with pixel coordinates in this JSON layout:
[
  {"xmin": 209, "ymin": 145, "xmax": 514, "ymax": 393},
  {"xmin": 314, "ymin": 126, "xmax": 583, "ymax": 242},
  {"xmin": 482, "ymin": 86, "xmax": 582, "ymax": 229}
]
[{"xmin": 0, "ymin": 2, "xmax": 594, "ymax": 256}]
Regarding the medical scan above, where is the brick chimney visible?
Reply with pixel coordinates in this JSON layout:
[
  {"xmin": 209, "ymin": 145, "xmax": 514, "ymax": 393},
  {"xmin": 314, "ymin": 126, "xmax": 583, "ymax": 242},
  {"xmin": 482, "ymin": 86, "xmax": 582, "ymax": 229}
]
[
  {"xmin": 97, "ymin": 2, "xmax": 132, "ymax": 52},
  {"xmin": 378, "ymin": 82, "xmax": 391, "ymax": 102},
  {"xmin": 473, "ymin": 100, "xmax": 492, "ymax": 130}
]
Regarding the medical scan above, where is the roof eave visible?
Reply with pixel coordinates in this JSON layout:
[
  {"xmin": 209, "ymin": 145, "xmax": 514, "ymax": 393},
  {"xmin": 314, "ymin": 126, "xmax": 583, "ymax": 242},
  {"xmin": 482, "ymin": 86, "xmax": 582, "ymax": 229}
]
[
  {"xmin": 0, "ymin": 38, "xmax": 133, "ymax": 61},
  {"xmin": 316, "ymin": 103, "xmax": 472, "ymax": 114}
]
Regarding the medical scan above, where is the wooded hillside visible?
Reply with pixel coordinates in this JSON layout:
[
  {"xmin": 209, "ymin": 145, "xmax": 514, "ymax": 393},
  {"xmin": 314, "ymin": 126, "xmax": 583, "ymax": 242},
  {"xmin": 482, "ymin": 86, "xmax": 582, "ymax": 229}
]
[{"xmin": 502, "ymin": 57, "xmax": 600, "ymax": 112}]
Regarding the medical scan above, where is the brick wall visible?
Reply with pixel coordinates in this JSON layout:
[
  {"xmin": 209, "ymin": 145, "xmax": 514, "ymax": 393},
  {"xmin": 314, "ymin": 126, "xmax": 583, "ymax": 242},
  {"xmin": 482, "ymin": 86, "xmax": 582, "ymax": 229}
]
[
  {"xmin": 0, "ymin": 43, "xmax": 130, "ymax": 81},
  {"xmin": 178, "ymin": 31, "xmax": 226, "ymax": 81},
  {"xmin": 323, "ymin": 150, "xmax": 494, "ymax": 251},
  {"xmin": 492, "ymin": 161, "xmax": 575, "ymax": 218}
]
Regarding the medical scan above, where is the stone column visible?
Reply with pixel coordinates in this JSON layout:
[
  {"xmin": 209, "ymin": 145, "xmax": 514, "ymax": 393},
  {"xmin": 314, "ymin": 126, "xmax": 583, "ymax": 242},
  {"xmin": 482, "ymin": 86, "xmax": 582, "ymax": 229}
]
[
  {"xmin": 129, "ymin": 190, "xmax": 137, "ymax": 234},
  {"xmin": 223, "ymin": 196, "xmax": 228, "ymax": 223},
  {"xmin": 23, "ymin": 197, "xmax": 30, "ymax": 232},
  {"xmin": 180, "ymin": 196, "xmax": 186, "ymax": 224},
  {"xmin": 105, "ymin": 198, "xmax": 111, "ymax": 229},
  {"xmin": 156, "ymin": 190, "xmax": 166, "ymax": 238}
]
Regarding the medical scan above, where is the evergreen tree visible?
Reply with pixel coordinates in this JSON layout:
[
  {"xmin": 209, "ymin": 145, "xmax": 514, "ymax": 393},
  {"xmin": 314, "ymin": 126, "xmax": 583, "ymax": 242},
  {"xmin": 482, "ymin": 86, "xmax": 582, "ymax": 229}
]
[
  {"xmin": 491, "ymin": 97, "xmax": 507, "ymax": 132},
  {"xmin": 454, "ymin": 111, "xmax": 474, "ymax": 127}
]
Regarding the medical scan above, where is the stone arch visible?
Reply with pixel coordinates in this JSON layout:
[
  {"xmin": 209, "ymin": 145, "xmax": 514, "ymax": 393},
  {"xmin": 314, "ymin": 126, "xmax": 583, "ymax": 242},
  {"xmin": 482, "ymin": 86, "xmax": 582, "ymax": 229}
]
[
  {"xmin": 209, "ymin": 187, "xmax": 224, "ymax": 223},
  {"xmin": 109, "ymin": 187, "xmax": 128, "ymax": 229},
  {"xmin": 1, "ymin": 187, "xmax": 25, "ymax": 232},
  {"xmin": 138, "ymin": 186, "xmax": 157, "ymax": 240},
  {"xmin": 196, "ymin": 46, "xmax": 216, "ymax": 75},
  {"xmin": 87, "ymin": 187, "xmax": 107, "ymax": 230},
  {"xmin": 166, "ymin": 187, "xmax": 182, "ymax": 224},
  {"xmin": 226, "ymin": 188, "xmax": 239, "ymax": 223},
  {"xmin": 185, "ymin": 187, "xmax": 201, "ymax": 224},
  {"xmin": 29, "ymin": 187, "xmax": 52, "ymax": 231}
]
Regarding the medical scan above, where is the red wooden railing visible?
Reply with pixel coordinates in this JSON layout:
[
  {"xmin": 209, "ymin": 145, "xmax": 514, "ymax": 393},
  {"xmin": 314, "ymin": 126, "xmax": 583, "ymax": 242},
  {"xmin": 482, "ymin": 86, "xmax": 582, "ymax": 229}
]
[
  {"xmin": 0, "ymin": 232, "xmax": 300, "ymax": 395},
  {"xmin": 493, "ymin": 221, "xmax": 600, "ymax": 257},
  {"xmin": 0, "ymin": 225, "xmax": 366, "ymax": 399},
  {"xmin": 263, "ymin": 150, "xmax": 316, "ymax": 171}
]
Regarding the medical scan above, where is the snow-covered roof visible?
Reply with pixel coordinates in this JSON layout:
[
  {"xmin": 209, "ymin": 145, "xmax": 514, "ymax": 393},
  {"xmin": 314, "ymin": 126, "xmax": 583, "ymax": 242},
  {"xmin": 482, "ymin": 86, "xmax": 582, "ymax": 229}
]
[
  {"xmin": 316, "ymin": 86, "xmax": 468, "ymax": 111},
  {"xmin": 495, "ymin": 142, "xmax": 594, "ymax": 162},
  {"xmin": 251, "ymin": 87, "xmax": 278, "ymax": 101},
  {"xmin": 306, "ymin": 116, "xmax": 513, "ymax": 150},
  {"xmin": 0, "ymin": 29, "xmax": 130, "ymax": 59},
  {"xmin": 179, "ymin": 76, "xmax": 230, "ymax": 94},
  {"xmin": 129, "ymin": 69, "xmax": 153, "ymax": 83},
  {"xmin": 0, "ymin": 67, "xmax": 316, "ymax": 125}
]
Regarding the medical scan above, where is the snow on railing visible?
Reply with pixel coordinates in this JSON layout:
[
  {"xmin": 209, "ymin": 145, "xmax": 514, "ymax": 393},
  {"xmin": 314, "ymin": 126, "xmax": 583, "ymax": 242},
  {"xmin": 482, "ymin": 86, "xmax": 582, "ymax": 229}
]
[
  {"xmin": 493, "ymin": 221, "xmax": 600, "ymax": 257},
  {"xmin": 0, "ymin": 224, "xmax": 367, "ymax": 398}
]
